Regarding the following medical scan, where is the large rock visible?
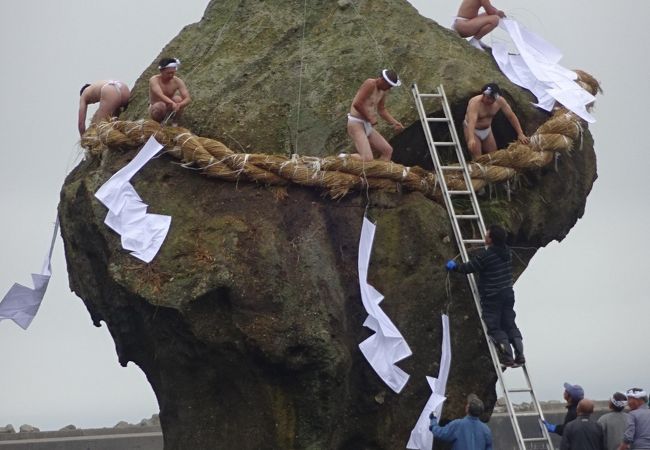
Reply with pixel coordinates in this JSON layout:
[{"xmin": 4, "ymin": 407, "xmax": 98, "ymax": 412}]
[{"xmin": 61, "ymin": 1, "xmax": 597, "ymax": 449}]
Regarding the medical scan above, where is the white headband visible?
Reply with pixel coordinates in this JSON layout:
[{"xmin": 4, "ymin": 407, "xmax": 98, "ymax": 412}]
[
  {"xmin": 610, "ymin": 395, "xmax": 628, "ymax": 408},
  {"xmin": 483, "ymin": 87, "xmax": 500, "ymax": 99},
  {"xmin": 159, "ymin": 59, "xmax": 181, "ymax": 70},
  {"xmin": 382, "ymin": 69, "xmax": 401, "ymax": 87},
  {"xmin": 627, "ymin": 389, "xmax": 648, "ymax": 399}
]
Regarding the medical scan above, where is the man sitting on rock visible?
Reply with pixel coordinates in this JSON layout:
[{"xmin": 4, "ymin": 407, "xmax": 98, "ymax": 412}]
[
  {"xmin": 346, "ymin": 69, "xmax": 404, "ymax": 162},
  {"xmin": 445, "ymin": 224, "xmax": 524, "ymax": 367},
  {"xmin": 464, "ymin": 82, "xmax": 529, "ymax": 160},
  {"xmin": 429, "ymin": 394, "xmax": 493, "ymax": 450},
  {"xmin": 452, "ymin": 0, "xmax": 505, "ymax": 50},
  {"xmin": 78, "ymin": 80, "xmax": 130, "ymax": 136},
  {"xmin": 149, "ymin": 57, "xmax": 191, "ymax": 126}
]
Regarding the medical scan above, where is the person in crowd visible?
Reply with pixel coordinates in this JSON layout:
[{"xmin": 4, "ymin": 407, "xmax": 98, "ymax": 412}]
[
  {"xmin": 620, "ymin": 388, "xmax": 650, "ymax": 450},
  {"xmin": 598, "ymin": 392, "xmax": 628, "ymax": 450},
  {"xmin": 545, "ymin": 382, "xmax": 585, "ymax": 436},
  {"xmin": 560, "ymin": 398, "xmax": 604, "ymax": 450},
  {"xmin": 429, "ymin": 393, "xmax": 493, "ymax": 450}
]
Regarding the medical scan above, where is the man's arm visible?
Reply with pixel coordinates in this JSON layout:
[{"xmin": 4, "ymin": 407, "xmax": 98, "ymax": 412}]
[
  {"xmin": 377, "ymin": 96, "xmax": 404, "ymax": 131},
  {"xmin": 352, "ymin": 79, "xmax": 378, "ymax": 124},
  {"xmin": 454, "ymin": 249, "xmax": 487, "ymax": 274},
  {"xmin": 78, "ymin": 98, "xmax": 88, "ymax": 136},
  {"xmin": 481, "ymin": 0, "xmax": 505, "ymax": 17},
  {"xmin": 465, "ymin": 98, "xmax": 480, "ymax": 151},
  {"xmin": 498, "ymin": 98, "xmax": 529, "ymax": 144},
  {"xmin": 175, "ymin": 78, "xmax": 191, "ymax": 108},
  {"xmin": 430, "ymin": 419, "xmax": 457, "ymax": 442}
]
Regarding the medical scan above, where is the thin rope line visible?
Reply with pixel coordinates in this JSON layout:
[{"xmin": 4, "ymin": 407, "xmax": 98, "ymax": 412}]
[
  {"xmin": 349, "ymin": 0, "xmax": 386, "ymax": 65},
  {"xmin": 294, "ymin": 0, "xmax": 308, "ymax": 155}
]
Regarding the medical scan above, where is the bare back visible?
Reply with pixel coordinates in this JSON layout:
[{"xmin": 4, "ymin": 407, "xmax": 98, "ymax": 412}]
[
  {"xmin": 457, "ymin": 0, "xmax": 483, "ymax": 18},
  {"xmin": 457, "ymin": 0, "xmax": 499, "ymax": 19},
  {"xmin": 350, "ymin": 79, "xmax": 387, "ymax": 121}
]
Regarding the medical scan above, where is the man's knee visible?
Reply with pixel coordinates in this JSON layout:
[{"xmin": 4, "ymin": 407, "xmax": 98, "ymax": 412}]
[{"xmin": 150, "ymin": 102, "xmax": 167, "ymax": 122}]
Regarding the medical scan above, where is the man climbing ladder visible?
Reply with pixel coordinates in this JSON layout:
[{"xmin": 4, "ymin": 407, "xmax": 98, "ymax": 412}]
[{"xmin": 446, "ymin": 224, "xmax": 525, "ymax": 367}]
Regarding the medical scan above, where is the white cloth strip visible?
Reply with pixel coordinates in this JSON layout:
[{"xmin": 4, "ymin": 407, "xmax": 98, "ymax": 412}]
[
  {"xmin": 492, "ymin": 19, "xmax": 595, "ymax": 123},
  {"xmin": 0, "ymin": 219, "xmax": 59, "ymax": 330},
  {"xmin": 357, "ymin": 217, "xmax": 412, "ymax": 393},
  {"xmin": 406, "ymin": 314, "xmax": 451, "ymax": 450},
  {"xmin": 95, "ymin": 136, "xmax": 171, "ymax": 263}
]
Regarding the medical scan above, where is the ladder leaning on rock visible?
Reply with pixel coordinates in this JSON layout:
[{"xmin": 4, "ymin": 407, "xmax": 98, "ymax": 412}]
[{"xmin": 411, "ymin": 83, "xmax": 555, "ymax": 450}]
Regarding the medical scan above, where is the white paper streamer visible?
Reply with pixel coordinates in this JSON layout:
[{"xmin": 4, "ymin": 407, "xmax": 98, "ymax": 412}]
[
  {"xmin": 407, "ymin": 314, "xmax": 451, "ymax": 450},
  {"xmin": 95, "ymin": 136, "xmax": 171, "ymax": 263},
  {"xmin": 493, "ymin": 19, "xmax": 596, "ymax": 123},
  {"xmin": 0, "ymin": 220, "xmax": 58, "ymax": 330},
  {"xmin": 357, "ymin": 217, "xmax": 412, "ymax": 393}
]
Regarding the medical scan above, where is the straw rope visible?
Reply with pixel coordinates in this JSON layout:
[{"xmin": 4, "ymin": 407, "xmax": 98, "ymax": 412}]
[{"xmin": 80, "ymin": 72, "xmax": 600, "ymax": 201}]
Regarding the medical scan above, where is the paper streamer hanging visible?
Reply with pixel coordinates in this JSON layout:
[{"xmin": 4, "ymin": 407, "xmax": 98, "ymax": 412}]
[
  {"xmin": 492, "ymin": 18, "xmax": 595, "ymax": 123},
  {"xmin": 357, "ymin": 217, "xmax": 412, "ymax": 393},
  {"xmin": 407, "ymin": 314, "xmax": 451, "ymax": 450},
  {"xmin": 95, "ymin": 136, "xmax": 171, "ymax": 263},
  {"xmin": 0, "ymin": 219, "xmax": 59, "ymax": 330}
]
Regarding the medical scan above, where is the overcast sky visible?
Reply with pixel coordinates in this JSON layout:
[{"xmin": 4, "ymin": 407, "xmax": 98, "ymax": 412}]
[{"xmin": 0, "ymin": 0, "xmax": 648, "ymax": 432}]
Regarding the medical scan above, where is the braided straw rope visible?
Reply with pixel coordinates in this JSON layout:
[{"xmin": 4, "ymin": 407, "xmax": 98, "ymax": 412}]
[{"xmin": 80, "ymin": 72, "xmax": 600, "ymax": 201}]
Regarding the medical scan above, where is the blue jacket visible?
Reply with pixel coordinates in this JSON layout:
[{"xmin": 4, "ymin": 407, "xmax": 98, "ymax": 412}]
[{"xmin": 430, "ymin": 415, "xmax": 493, "ymax": 450}]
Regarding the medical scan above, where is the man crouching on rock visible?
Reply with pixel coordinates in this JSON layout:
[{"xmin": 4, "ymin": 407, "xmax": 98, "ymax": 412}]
[
  {"xmin": 346, "ymin": 69, "xmax": 404, "ymax": 162},
  {"xmin": 149, "ymin": 57, "xmax": 191, "ymax": 126}
]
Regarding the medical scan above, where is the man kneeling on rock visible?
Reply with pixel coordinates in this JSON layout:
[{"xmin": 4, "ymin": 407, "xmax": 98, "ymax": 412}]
[
  {"xmin": 346, "ymin": 69, "xmax": 404, "ymax": 162},
  {"xmin": 149, "ymin": 57, "xmax": 191, "ymax": 126},
  {"xmin": 445, "ymin": 224, "xmax": 525, "ymax": 367}
]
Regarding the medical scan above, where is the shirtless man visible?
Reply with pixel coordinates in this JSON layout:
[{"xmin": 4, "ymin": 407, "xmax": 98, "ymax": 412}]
[
  {"xmin": 149, "ymin": 57, "xmax": 191, "ymax": 125},
  {"xmin": 452, "ymin": 0, "xmax": 505, "ymax": 48},
  {"xmin": 347, "ymin": 69, "xmax": 404, "ymax": 162},
  {"xmin": 464, "ymin": 83, "xmax": 529, "ymax": 160},
  {"xmin": 78, "ymin": 80, "xmax": 130, "ymax": 136}
]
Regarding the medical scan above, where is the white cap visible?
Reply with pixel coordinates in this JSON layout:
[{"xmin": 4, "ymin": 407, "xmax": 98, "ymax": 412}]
[{"xmin": 382, "ymin": 69, "xmax": 401, "ymax": 87}]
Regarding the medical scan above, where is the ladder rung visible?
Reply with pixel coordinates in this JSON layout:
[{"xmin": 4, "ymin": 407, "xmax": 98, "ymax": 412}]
[
  {"xmin": 523, "ymin": 437, "xmax": 550, "ymax": 442},
  {"xmin": 514, "ymin": 411, "xmax": 541, "ymax": 417},
  {"xmin": 508, "ymin": 388, "xmax": 533, "ymax": 393},
  {"xmin": 455, "ymin": 215, "xmax": 479, "ymax": 219},
  {"xmin": 448, "ymin": 190, "xmax": 471, "ymax": 195},
  {"xmin": 463, "ymin": 239, "xmax": 485, "ymax": 244},
  {"xmin": 419, "ymin": 93, "xmax": 442, "ymax": 98},
  {"xmin": 440, "ymin": 165, "xmax": 463, "ymax": 170},
  {"xmin": 426, "ymin": 117, "xmax": 449, "ymax": 122},
  {"xmin": 432, "ymin": 141, "xmax": 456, "ymax": 146}
]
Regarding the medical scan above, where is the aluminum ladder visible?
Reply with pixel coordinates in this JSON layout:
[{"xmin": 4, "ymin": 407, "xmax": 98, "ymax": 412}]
[{"xmin": 411, "ymin": 84, "xmax": 555, "ymax": 450}]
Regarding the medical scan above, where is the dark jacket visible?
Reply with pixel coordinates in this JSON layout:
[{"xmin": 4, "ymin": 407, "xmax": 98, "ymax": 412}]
[
  {"xmin": 456, "ymin": 245, "xmax": 513, "ymax": 298},
  {"xmin": 560, "ymin": 414, "xmax": 604, "ymax": 450},
  {"xmin": 555, "ymin": 403, "xmax": 579, "ymax": 436}
]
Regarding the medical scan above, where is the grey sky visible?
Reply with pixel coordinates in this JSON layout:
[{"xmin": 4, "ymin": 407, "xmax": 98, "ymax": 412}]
[{"xmin": 0, "ymin": 0, "xmax": 648, "ymax": 431}]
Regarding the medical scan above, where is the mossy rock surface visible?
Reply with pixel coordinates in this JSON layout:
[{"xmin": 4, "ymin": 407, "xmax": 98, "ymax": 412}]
[{"xmin": 61, "ymin": 1, "xmax": 597, "ymax": 449}]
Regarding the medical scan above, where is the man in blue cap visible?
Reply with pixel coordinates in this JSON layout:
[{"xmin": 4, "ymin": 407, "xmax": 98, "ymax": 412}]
[{"xmin": 544, "ymin": 382, "xmax": 584, "ymax": 436}]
